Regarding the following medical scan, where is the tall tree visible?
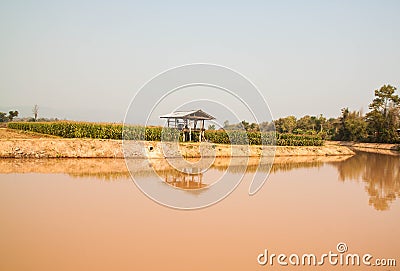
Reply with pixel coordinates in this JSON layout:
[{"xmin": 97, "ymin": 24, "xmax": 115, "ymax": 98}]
[
  {"xmin": 316, "ymin": 114, "xmax": 327, "ymax": 133},
  {"xmin": 337, "ymin": 108, "xmax": 367, "ymax": 141},
  {"xmin": 326, "ymin": 117, "xmax": 341, "ymax": 138},
  {"xmin": 32, "ymin": 104, "xmax": 39, "ymax": 121},
  {"xmin": 366, "ymin": 85, "xmax": 400, "ymax": 143}
]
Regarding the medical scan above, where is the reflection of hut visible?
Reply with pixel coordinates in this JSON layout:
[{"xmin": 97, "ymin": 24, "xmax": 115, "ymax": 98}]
[
  {"xmin": 163, "ymin": 168, "xmax": 207, "ymax": 189},
  {"xmin": 160, "ymin": 109, "xmax": 215, "ymax": 142}
]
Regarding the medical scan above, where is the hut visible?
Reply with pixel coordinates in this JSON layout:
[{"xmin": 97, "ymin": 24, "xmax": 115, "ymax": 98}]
[{"xmin": 160, "ymin": 109, "xmax": 215, "ymax": 142}]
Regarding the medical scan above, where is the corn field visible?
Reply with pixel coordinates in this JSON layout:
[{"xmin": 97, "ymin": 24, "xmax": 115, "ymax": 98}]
[{"xmin": 7, "ymin": 122, "xmax": 323, "ymax": 146}]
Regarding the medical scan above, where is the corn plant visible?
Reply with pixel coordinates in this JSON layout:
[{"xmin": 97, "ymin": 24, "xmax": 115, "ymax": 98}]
[{"xmin": 7, "ymin": 122, "xmax": 324, "ymax": 146}]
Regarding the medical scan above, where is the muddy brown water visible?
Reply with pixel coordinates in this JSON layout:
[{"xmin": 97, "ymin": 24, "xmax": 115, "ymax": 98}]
[{"xmin": 0, "ymin": 152, "xmax": 399, "ymax": 270}]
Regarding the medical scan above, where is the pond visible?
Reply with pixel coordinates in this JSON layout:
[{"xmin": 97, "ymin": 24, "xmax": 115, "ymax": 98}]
[{"xmin": 0, "ymin": 152, "xmax": 399, "ymax": 270}]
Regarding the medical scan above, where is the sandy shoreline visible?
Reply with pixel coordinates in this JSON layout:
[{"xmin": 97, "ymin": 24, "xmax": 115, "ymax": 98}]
[{"xmin": 327, "ymin": 141, "xmax": 400, "ymax": 156}]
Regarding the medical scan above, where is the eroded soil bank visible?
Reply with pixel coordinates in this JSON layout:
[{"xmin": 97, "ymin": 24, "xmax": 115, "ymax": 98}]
[
  {"xmin": 328, "ymin": 141, "xmax": 400, "ymax": 156},
  {"xmin": 0, "ymin": 128, "xmax": 356, "ymax": 158},
  {"xmin": 0, "ymin": 138, "xmax": 355, "ymax": 158}
]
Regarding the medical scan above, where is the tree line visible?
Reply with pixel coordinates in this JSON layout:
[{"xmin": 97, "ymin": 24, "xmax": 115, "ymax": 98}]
[
  {"xmin": 5, "ymin": 85, "xmax": 400, "ymax": 143},
  {"xmin": 0, "ymin": 104, "xmax": 53, "ymax": 123},
  {"xmin": 222, "ymin": 84, "xmax": 400, "ymax": 143}
]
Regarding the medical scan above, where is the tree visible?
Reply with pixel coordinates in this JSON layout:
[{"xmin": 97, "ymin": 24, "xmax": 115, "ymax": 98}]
[
  {"xmin": 316, "ymin": 114, "xmax": 327, "ymax": 133},
  {"xmin": 223, "ymin": 120, "xmax": 229, "ymax": 128},
  {"xmin": 336, "ymin": 108, "xmax": 367, "ymax": 141},
  {"xmin": 240, "ymin": 120, "xmax": 249, "ymax": 131},
  {"xmin": 248, "ymin": 122, "xmax": 260, "ymax": 132},
  {"xmin": 0, "ymin": 112, "xmax": 7, "ymax": 122},
  {"xmin": 366, "ymin": 85, "xmax": 400, "ymax": 143},
  {"xmin": 294, "ymin": 115, "xmax": 324, "ymax": 134},
  {"xmin": 0, "ymin": 111, "xmax": 19, "ymax": 122},
  {"xmin": 32, "ymin": 104, "xmax": 39, "ymax": 121},
  {"xmin": 208, "ymin": 124, "xmax": 216, "ymax": 130},
  {"xmin": 259, "ymin": 121, "xmax": 275, "ymax": 132},
  {"xmin": 274, "ymin": 116, "xmax": 297, "ymax": 133},
  {"xmin": 295, "ymin": 115, "xmax": 313, "ymax": 132},
  {"xmin": 8, "ymin": 110, "xmax": 18, "ymax": 121},
  {"xmin": 326, "ymin": 117, "xmax": 341, "ymax": 139}
]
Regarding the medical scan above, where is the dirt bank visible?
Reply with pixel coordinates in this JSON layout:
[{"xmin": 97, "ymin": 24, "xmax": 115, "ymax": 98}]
[
  {"xmin": 0, "ymin": 128, "xmax": 354, "ymax": 158},
  {"xmin": 0, "ymin": 138, "xmax": 355, "ymax": 158},
  {"xmin": 327, "ymin": 141, "xmax": 400, "ymax": 156}
]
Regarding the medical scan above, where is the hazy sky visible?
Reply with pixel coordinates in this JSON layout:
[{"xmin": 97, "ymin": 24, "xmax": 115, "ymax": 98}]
[{"xmin": 1, "ymin": 0, "xmax": 399, "ymax": 123}]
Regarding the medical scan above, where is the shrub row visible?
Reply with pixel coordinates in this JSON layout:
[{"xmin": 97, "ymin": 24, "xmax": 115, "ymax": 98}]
[
  {"xmin": 7, "ymin": 122, "xmax": 323, "ymax": 146},
  {"xmin": 204, "ymin": 130, "xmax": 276, "ymax": 145},
  {"xmin": 276, "ymin": 133, "xmax": 323, "ymax": 146}
]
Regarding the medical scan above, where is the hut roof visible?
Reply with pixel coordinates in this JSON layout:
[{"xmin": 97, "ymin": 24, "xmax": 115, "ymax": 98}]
[{"xmin": 160, "ymin": 109, "xmax": 215, "ymax": 120}]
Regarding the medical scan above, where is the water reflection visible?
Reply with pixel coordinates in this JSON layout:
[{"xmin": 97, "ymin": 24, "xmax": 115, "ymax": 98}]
[
  {"xmin": 331, "ymin": 152, "xmax": 400, "ymax": 211},
  {"xmin": 162, "ymin": 167, "xmax": 206, "ymax": 190},
  {"xmin": 0, "ymin": 156, "xmax": 347, "ymax": 180},
  {"xmin": 0, "ymin": 152, "xmax": 398, "ymax": 210},
  {"xmin": 0, "ymin": 158, "xmax": 130, "ymax": 181}
]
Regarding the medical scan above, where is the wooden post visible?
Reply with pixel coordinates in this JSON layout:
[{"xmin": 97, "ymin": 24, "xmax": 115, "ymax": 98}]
[
  {"xmin": 202, "ymin": 120, "xmax": 205, "ymax": 142},
  {"xmin": 189, "ymin": 121, "xmax": 192, "ymax": 141}
]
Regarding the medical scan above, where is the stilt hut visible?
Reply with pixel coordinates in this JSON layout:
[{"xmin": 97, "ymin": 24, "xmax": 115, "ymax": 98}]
[{"xmin": 160, "ymin": 109, "xmax": 215, "ymax": 142}]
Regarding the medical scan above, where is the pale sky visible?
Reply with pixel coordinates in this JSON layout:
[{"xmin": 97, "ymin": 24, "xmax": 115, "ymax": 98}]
[{"xmin": 1, "ymin": 0, "xmax": 399, "ymax": 123}]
